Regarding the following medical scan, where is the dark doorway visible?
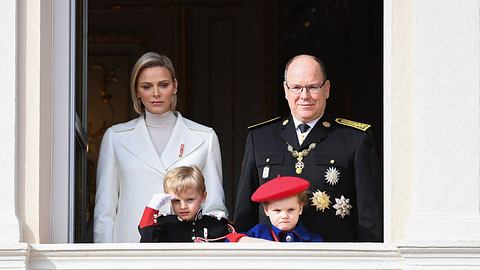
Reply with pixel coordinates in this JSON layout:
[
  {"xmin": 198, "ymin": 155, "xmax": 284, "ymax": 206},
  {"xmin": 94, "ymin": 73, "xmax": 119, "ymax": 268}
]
[{"xmin": 82, "ymin": 0, "xmax": 382, "ymax": 242}]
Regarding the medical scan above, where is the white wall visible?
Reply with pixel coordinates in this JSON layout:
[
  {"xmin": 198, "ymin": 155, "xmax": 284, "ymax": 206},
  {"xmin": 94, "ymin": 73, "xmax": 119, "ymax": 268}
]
[
  {"xmin": 403, "ymin": 0, "xmax": 480, "ymax": 242},
  {"xmin": 0, "ymin": 0, "xmax": 20, "ymax": 244}
]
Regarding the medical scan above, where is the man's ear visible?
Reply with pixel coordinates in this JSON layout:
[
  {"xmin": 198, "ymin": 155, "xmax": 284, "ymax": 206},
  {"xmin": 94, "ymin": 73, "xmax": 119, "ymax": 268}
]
[
  {"xmin": 324, "ymin": 80, "xmax": 331, "ymax": 99},
  {"xmin": 299, "ymin": 203, "xmax": 304, "ymax": 215},
  {"xmin": 283, "ymin": 81, "xmax": 289, "ymax": 99}
]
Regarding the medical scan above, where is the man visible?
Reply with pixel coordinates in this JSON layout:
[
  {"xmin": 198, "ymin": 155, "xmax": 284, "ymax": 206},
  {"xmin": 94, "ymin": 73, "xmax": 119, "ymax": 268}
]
[{"xmin": 234, "ymin": 54, "xmax": 382, "ymax": 242}]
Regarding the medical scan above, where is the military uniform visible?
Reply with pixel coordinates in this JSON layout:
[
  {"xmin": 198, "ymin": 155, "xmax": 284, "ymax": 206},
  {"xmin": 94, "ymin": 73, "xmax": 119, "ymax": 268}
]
[
  {"xmin": 233, "ymin": 115, "xmax": 383, "ymax": 242},
  {"xmin": 138, "ymin": 207, "xmax": 232, "ymax": 242}
]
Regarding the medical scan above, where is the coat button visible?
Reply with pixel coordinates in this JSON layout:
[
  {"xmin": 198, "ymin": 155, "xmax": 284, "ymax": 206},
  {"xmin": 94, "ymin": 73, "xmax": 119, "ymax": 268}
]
[{"xmin": 330, "ymin": 159, "xmax": 335, "ymax": 164}]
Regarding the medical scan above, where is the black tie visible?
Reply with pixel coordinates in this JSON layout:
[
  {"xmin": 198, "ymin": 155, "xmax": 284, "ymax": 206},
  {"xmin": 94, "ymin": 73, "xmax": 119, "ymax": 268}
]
[{"xmin": 298, "ymin": 123, "xmax": 310, "ymax": 133}]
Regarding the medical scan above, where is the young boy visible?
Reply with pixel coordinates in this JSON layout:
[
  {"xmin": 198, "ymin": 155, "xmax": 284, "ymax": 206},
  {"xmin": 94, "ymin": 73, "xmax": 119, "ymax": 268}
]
[
  {"xmin": 227, "ymin": 176, "xmax": 322, "ymax": 242},
  {"xmin": 138, "ymin": 166, "xmax": 233, "ymax": 242}
]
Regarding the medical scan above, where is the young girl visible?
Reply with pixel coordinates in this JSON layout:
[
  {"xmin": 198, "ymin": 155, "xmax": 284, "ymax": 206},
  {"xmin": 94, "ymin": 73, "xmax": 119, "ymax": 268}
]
[{"xmin": 138, "ymin": 166, "xmax": 233, "ymax": 242}]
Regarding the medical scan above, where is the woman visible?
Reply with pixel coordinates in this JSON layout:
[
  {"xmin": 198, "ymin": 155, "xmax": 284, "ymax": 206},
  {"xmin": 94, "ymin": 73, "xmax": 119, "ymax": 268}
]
[{"xmin": 93, "ymin": 52, "xmax": 228, "ymax": 242}]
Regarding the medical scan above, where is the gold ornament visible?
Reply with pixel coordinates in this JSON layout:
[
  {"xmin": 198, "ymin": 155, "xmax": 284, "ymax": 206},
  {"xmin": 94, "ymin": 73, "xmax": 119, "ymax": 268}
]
[
  {"xmin": 335, "ymin": 118, "xmax": 371, "ymax": 131},
  {"xmin": 287, "ymin": 143, "xmax": 316, "ymax": 174},
  {"xmin": 325, "ymin": 167, "xmax": 340, "ymax": 185},
  {"xmin": 311, "ymin": 190, "xmax": 331, "ymax": 212}
]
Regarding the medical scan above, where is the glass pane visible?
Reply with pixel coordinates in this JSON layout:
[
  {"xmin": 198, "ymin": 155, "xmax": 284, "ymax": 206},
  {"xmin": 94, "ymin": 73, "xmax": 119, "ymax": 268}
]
[
  {"xmin": 76, "ymin": 0, "xmax": 87, "ymax": 123},
  {"xmin": 74, "ymin": 0, "xmax": 90, "ymax": 243}
]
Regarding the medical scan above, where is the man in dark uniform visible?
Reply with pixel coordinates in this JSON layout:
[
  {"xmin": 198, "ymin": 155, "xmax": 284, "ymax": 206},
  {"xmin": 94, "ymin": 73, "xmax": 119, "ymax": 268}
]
[{"xmin": 233, "ymin": 55, "xmax": 382, "ymax": 242}]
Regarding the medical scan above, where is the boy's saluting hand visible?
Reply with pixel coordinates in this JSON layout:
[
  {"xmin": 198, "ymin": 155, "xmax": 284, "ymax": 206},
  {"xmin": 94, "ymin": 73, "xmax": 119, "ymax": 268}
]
[{"xmin": 147, "ymin": 193, "xmax": 176, "ymax": 210}]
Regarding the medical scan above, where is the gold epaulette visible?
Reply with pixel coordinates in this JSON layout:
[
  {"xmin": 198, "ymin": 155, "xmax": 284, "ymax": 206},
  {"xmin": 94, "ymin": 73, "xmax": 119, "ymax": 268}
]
[
  {"xmin": 335, "ymin": 118, "xmax": 371, "ymax": 132},
  {"xmin": 247, "ymin": 117, "xmax": 281, "ymax": 129}
]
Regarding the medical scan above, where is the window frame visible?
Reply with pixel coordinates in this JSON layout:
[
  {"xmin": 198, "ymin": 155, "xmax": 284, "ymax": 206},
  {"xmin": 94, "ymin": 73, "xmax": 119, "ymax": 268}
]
[{"xmin": 50, "ymin": 0, "xmax": 391, "ymax": 245}]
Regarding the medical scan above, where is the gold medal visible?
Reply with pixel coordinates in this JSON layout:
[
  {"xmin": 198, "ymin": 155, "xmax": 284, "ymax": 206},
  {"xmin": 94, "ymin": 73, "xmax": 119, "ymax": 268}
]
[
  {"xmin": 311, "ymin": 190, "xmax": 331, "ymax": 212},
  {"xmin": 287, "ymin": 143, "xmax": 316, "ymax": 174},
  {"xmin": 295, "ymin": 161, "xmax": 304, "ymax": 174}
]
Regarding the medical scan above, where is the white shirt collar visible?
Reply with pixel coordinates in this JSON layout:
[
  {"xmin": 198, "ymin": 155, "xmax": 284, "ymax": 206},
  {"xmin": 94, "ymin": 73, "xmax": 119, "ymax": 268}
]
[{"xmin": 292, "ymin": 115, "xmax": 323, "ymax": 132}]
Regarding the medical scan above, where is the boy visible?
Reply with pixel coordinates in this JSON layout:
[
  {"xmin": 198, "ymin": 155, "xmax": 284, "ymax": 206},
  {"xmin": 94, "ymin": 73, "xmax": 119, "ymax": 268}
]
[
  {"xmin": 227, "ymin": 176, "xmax": 322, "ymax": 242},
  {"xmin": 138, "ymin": 166, "xmax": 233, "ymax": 242}
]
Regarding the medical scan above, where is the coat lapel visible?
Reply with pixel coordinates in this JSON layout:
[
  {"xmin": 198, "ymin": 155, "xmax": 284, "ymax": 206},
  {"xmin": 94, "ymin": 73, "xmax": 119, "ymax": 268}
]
[
  {"xmin": 280, "ymin": 115, "xmax": 301, "ymax": 150},
  {"xmin": 119, "ymin": 116, "xmax": 164, "ymax": 174},
  {"xmin": 301, "ymin": 117, "xmax": 328, "ymax": 148},
  {"xmin": 159, "ymin": 112, "xmax": 203, "ymax": 171}
]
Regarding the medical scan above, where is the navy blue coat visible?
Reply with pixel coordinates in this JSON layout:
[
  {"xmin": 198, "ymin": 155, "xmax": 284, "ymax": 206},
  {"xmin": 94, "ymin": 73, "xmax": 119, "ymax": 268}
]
[{"xmin": 246, "ymin": 222, "xmax": 322, "ymax": 242}]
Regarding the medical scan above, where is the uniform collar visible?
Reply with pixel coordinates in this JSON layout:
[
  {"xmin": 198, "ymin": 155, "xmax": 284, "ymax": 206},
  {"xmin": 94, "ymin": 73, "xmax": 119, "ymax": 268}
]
[
  {"xmin": 280, "ymin": 115, "xmax": 301, "ymax": 150},
  {"xmin": 270, "ymin": 222, "xmax": 313, "ymax": 242},
  {"xmin": 281, "ymin": 115, "xmax": 329, "ymax": 150},
  {"xmin": 291, "ymin": 115, "xmax": 322, "ymax": 132}
]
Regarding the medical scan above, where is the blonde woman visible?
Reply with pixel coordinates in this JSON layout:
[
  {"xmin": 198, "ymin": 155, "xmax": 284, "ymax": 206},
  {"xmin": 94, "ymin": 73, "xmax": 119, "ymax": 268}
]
[{"xmin": 94, "ymin": 52, "xmax": 227, "ymax": 242}]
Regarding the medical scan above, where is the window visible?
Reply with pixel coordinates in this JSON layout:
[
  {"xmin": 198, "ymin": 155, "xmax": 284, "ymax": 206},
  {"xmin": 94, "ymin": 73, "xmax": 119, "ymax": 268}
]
[{"xmin": 74, "ymin": 0, "xmax": 384, "ymax": 242}]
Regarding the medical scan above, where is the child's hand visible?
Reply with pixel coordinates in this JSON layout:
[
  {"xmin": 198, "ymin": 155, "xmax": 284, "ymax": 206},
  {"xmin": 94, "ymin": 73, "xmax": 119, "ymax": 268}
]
[{"xmin": 147, "ymin": 193, "xmax": 176, "ymax": 210}]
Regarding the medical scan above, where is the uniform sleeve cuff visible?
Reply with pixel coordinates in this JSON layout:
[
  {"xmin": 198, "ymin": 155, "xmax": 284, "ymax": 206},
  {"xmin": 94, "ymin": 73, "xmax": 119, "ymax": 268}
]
[
  {"xmin": 225, "ymin": 233, "xmax": 247, "ymax": 242},
  {"xmin": 139, "ymin": 207, "xmax": 159, "ymax": 229}
]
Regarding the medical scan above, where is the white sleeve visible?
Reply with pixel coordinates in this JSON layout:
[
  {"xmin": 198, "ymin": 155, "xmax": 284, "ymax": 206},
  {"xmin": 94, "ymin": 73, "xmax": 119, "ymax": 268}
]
[
  {"xmin": 201, "ymin": 130, "xmax": 228, "ymax": 219},
  {"xmin": 93, "ymin": 128, "xmax": 119, "ymax": 242}
]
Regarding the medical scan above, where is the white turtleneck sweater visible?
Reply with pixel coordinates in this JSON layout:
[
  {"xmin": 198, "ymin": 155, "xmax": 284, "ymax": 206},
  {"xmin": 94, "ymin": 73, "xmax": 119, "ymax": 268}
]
[{"xmin": 145, "ymin": 110, "xmax": 177, "ymax": 156}]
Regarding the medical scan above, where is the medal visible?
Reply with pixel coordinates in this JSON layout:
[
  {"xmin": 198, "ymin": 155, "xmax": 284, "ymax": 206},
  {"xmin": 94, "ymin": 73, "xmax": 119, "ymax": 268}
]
[
  {"xmin": 333, "ymin": 195, "xmax": 352, "ymax": 218},
  {"xmin": 325, "ymin": 167, "xmax": 340, "ymax": 185},
  {"xmin": 287, "ymin": 143, "xmax": 316, "ymax": 174},
  {"xmin": 310, "ymin": 190, "xmax": 331, "ymax": 212},
  {"xmin": 295, "ymin": 160, "xmax": 304, "ymax": 174}
]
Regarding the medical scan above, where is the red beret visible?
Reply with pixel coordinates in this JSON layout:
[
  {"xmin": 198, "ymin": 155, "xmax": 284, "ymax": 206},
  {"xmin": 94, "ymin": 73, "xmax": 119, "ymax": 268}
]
[{"xmin": 251, "ymin": 176, "xmax": 310, "ymax": 202}]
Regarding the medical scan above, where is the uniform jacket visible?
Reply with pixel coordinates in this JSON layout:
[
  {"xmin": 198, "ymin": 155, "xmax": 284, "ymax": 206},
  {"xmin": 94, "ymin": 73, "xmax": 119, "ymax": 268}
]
[
  {"xmin": 245, "ymin": 222, "xmax": 322, "ymax": 242},
  {"xmin": 233, "ymin": 115, "xmax": 382, "ymax": 242},
  {"xmin": 94, "ymin": 112, "xmax": 227, "ymax": 243},
  {"xmin": 138, "ymin": 207, "xmax": 231, "ymax": 242}
]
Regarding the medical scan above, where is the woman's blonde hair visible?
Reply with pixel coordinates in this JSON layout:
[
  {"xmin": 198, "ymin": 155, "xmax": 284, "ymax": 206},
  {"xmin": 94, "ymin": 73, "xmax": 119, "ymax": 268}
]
[
  {"xmin": 130, "ymin": 52, "xmax": 177, "ymax": 115},
  {"xmin": 163, "ymin": 166, "xmax": 206, "ymax": 195}
]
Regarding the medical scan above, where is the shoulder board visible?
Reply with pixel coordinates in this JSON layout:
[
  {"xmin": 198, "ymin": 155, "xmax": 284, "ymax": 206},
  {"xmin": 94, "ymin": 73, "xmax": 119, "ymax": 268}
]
[
  {"xmin": 335, "ymin": 118, "xmax": 371, "ymax": 132},
  {"xmin": 247, "ymin": 117, "xmax": 282, "ymax": 129}
]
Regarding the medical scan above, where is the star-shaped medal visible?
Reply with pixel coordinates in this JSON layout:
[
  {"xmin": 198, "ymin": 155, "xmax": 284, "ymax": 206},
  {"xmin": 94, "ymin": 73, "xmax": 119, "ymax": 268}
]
[
  {"xmin": 310, "ymin": 190, "xmax": 331, "ymax": 212},
  {"xmin": 325, "ymin": 167, "xmax": 340, "ymax": 185},
  {"xmin": 333, "ymin": 195, "xmax": 352, "ymax": 219}
]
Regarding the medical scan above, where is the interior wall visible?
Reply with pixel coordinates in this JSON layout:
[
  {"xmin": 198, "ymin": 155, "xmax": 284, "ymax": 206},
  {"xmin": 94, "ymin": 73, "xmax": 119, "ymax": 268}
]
[{"xmin": 86, "ymin": 0, "xmax": 383, "ymax": 242}]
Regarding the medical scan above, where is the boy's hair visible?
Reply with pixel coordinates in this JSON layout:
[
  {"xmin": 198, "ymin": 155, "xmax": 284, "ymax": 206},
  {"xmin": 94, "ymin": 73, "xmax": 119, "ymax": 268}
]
[
  {"xmin": 263, "ymin": 191, "xmax": 308, "ymax": 207},
  {"xmin": 163, "ymin": 166, "xmax": 206, "ymax": 195},
  {"xmin": 296, "ymin": 191, "xmax": 308, "ymax": 205}
]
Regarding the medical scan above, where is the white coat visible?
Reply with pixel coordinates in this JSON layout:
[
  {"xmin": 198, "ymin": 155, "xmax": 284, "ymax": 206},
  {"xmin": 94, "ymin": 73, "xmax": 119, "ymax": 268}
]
[{"xmin": 93, "ymin": 112, "xmax": 227, "ymax": 242}]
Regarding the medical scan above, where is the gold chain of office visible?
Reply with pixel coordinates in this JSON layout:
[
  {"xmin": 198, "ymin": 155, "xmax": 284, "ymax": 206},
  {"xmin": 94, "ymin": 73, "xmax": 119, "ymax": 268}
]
[{"xmin": 286, "ymin": 142, "xmax": 317, "ymax": 174}]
